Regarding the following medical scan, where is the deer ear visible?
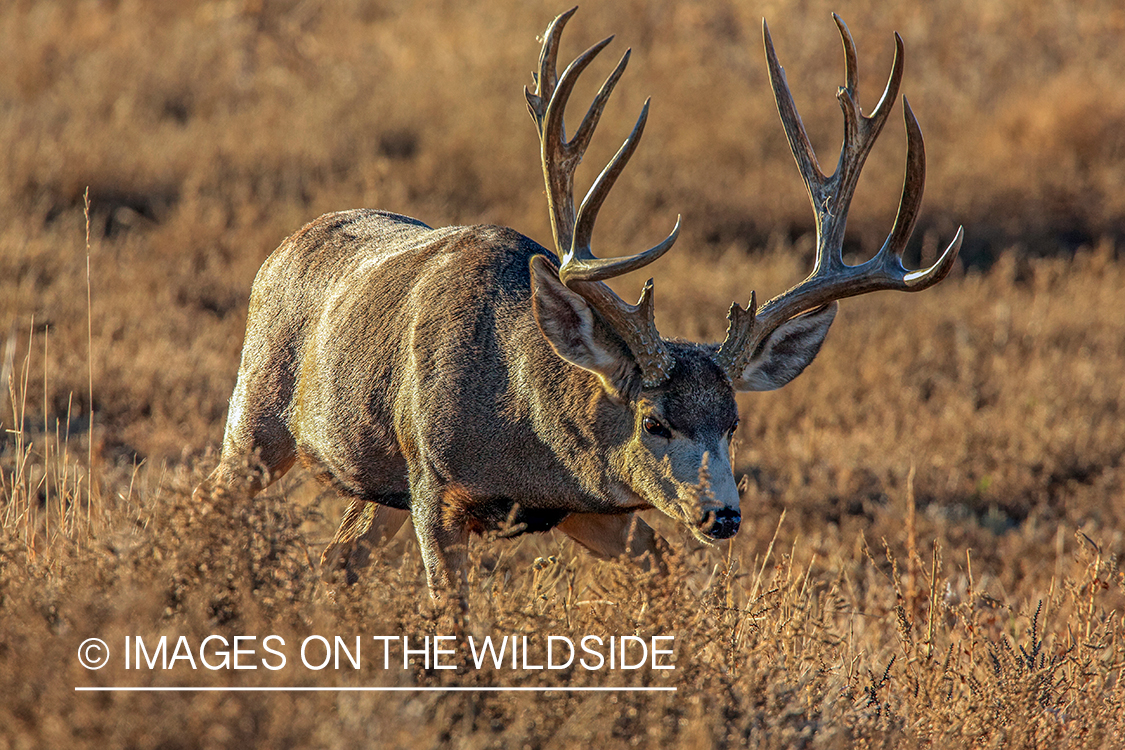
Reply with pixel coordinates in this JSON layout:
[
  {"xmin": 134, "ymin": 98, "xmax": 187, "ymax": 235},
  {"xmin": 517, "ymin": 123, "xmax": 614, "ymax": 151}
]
[
  {"xmin": 730, "ymin": 302, "xmax": 837, "ymax": 392},
  {"xmin": 530, "ymin": 255, "xmax": 637, "ymax": 396}
]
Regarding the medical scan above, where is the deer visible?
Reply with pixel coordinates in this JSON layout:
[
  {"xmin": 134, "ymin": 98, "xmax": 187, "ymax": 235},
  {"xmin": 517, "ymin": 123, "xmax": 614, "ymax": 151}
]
[{"xmin": 196, "ymin": 8, "xmax": 962, "ymax": 601}]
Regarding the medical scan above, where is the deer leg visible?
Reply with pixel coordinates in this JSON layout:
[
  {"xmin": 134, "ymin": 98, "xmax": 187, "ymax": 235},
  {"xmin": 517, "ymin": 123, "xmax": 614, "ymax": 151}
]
[
  {"xmin": 191, "ymin": 394, "xmax": 300, "ymax": 511},
  {"xmin": 320, "ymin": 499, "xmax": 410, "ymax": 584},
  {"xmin": 409, "ymin": 479, "xmax": 471, "ymax": 608},
  {"xmin": 413, "ymin": 522, "xmax": 470, "ymax": 615},
  {"xmin": 413, "ymin": 517, "xmax": 469, "ymax": 598},
  {"xmin": 195, "ymin": 365, "xmax": 299, "ymax": 502},
  {"xmin": 557, "ymin": 512, "xmax": 670, "ymax": 574},
  {"xmin": 192, "ymin": 444, "xmax": 296, "ymax": 504}
]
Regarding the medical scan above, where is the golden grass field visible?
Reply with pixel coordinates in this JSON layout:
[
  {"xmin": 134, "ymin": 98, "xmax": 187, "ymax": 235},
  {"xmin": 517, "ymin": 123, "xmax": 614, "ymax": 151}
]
[{"xmin": 2, "ymin": 0, "xmax": 1124, "ymax": 747}]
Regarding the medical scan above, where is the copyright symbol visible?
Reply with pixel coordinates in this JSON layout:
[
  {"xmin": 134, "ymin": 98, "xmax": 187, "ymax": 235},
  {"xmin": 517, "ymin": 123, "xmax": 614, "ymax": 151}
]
[{"xmin": 78, "ymin": 638, "xmax": 110, "ymax": 670}]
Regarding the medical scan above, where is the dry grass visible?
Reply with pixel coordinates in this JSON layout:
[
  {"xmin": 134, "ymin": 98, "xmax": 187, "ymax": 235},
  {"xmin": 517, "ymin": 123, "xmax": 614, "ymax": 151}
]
[{"xmin": 2, "ymin": 0, "xmax": 1124, "ymax": 747}]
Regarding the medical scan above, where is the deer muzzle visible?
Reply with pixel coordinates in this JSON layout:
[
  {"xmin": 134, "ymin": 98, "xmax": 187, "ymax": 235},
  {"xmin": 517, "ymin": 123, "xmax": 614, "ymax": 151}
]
[{"xmin": 699, "ymin": 507, "xmax": 741, "ymax": 540}]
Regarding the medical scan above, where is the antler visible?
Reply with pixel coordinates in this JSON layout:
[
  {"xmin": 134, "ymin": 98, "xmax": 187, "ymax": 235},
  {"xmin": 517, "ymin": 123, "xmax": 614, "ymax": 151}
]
[
  {"xmin": 716, "ymin": 15, "xmax": 963, "ymax": 379},
  {"xmin": 526, "ymin": 7, "xmax": 682, "ymax": 388}
]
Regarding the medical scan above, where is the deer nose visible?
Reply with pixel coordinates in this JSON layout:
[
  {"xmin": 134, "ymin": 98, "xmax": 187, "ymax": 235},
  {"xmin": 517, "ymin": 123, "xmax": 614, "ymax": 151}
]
[{"xmin": 699, "ymin": 508, "xmax": 740, "ymax": 540}]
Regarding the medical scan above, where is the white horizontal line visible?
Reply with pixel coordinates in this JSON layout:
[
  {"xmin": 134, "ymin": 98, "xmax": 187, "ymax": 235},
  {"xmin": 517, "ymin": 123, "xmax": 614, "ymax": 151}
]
[{"xmin": 75, "ymin": 686, "xmax": 676, "ymax": 692}]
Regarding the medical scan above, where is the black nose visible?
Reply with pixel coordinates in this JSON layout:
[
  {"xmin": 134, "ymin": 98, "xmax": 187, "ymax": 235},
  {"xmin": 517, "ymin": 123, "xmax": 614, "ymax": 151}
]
[{"xmin": 699, "ymin": 508, "xmax": 740, "ymax": 540}]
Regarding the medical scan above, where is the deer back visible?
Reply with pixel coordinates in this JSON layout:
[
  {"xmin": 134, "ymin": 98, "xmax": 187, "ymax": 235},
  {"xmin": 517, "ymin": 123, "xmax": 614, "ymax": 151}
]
[{"xmin": 238, "ymin": 208, "xmax": 633, "ymax": 518}]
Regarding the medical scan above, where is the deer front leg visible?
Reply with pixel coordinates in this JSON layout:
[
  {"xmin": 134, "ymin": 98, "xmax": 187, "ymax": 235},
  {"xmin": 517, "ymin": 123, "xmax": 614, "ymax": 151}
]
[
  {"xmin": 410, "ymin": 480, "xmax": 472, "ymax": 607},
  {"xmin": 556, "ymin": 512, "xmax": 670, "ymax": 574}
]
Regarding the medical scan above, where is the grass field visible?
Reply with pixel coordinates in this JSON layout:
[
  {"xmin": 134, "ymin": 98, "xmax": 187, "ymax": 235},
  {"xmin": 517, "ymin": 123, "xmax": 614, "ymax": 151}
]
[{"xmin": 2, "ymin": 0, "xmax": 1123, "ymax": 747}]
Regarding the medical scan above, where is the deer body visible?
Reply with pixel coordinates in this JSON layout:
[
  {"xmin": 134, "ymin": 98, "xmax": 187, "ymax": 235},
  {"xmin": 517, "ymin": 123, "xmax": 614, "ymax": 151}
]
[
  {"xmin": 212, "ymin": 207, "xmax": 742, "ymax": 591},
  {"xmin": 201, "ymin": 9, "xmax": 962, "ymax": 598}
]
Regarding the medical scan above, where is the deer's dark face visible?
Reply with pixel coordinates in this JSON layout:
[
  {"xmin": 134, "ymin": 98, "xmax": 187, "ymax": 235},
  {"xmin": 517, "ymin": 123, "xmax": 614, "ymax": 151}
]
[
  {"xmin": 610, "ymin": 346, "xmax": 742, "ymax": 540},
  {"xmin": 532, "ymin": 261, "xmax": 751, "ymax": 541}
]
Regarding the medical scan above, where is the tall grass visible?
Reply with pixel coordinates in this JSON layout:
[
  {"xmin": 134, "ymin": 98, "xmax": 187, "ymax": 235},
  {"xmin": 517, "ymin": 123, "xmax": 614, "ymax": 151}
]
[
  {"xmin": 2, "ymin": 0, "xmax": 1124, "ymax": 746},
  {"xmin": 3, "ymin": 238, "xmax": 1122, "ymax": 747}
]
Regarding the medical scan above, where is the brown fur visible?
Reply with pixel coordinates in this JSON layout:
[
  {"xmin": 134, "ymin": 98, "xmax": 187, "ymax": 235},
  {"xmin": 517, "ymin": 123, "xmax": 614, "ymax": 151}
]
[
  {"xmin": 201, "ymin": 205, "xmax": 836, "ymax": 598},
  {"xmin": 200, "ymin": 13, "xmax": 934, "ymax": 599}
]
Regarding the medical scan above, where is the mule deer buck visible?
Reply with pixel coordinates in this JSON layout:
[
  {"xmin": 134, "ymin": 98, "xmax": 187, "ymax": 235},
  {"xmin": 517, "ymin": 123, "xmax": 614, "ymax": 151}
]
[{"xmin": 198, "ymin": 9, "xmax": 962, "ymax": 598}]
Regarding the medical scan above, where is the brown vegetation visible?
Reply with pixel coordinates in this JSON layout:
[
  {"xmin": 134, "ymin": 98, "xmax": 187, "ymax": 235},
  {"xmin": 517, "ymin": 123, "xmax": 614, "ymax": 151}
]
[{"xmin": 2, "ymin": 0, "xmax": 1123, "ymax": 747}]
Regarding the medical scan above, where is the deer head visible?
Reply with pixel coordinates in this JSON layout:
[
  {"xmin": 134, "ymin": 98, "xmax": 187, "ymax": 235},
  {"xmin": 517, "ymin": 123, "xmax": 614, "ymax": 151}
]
[{"xmin": 523, "ymin": 9, "xmax": 962, "ymax": 543}]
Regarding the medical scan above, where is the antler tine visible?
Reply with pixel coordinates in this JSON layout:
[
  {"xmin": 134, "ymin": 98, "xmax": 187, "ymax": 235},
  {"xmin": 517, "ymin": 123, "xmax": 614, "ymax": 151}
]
[
  {"xmin": 544, "ymin": 37, "xmax": 618, "ymax": 149},
  {"xmin": 763, "ymin": 20, "xmax": 826, "ymax": 203},
  {"xmin": 561, "ymin": 215, "xmax": 681, "ymax": 284},
  {"xmin": 563, "ymin": 98, "xmax": 682, "ymax": 283},
  {"xmin": 569, "ymin": 99, "xmax": 650, "ymax": 267},
  {"xmin": 540, "ymin": 10, "xmax": 573, "ymax": 86},
  {"xmin": 528, "ymin": 32, "xmax": 616, "ymax": 253},
  {"xmin": 836, "ymin": 14, "xmax": 859, "ymax": 99},
  {"xmin": 856, "ymin": 23, "xmax": 905, "ymax": 130},
  {"xmin": 824, "ymin": 18, "xmax": 904, "ymax": 259},
  {"xmin": 527, "ymin": 9, "xmax": 679, "ymax": 387},
  {"xmin": 878, "ymin": 97, "xmax": 926, "ymax": 267},
  {"xmin": 526, "ymin": 6, "xmax": 576, "ymax": 128},
  {"xmin": 568, "ymin": 49, "xmax": 631, "ymax": 173},
  {"xmin": 876, "ymin": 96, "xmax": 962, "ymax": 289},
  {"xmin": 833, "ymin": 14, "xmax": 903, "ymax": 130},
  {"xmin": 545, "ymin": 50, "xmax": 681, "ymax": 285},
  {"xmin": 717, "ymin": 17, "xmax": 962, "ymax": 381}
]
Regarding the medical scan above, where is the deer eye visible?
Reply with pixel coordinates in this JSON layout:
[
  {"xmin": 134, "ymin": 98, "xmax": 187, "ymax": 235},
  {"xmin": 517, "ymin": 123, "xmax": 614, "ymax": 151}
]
[{"xmin": 643, "ymin": 416, "xmax": 673, "ymax": 439}]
